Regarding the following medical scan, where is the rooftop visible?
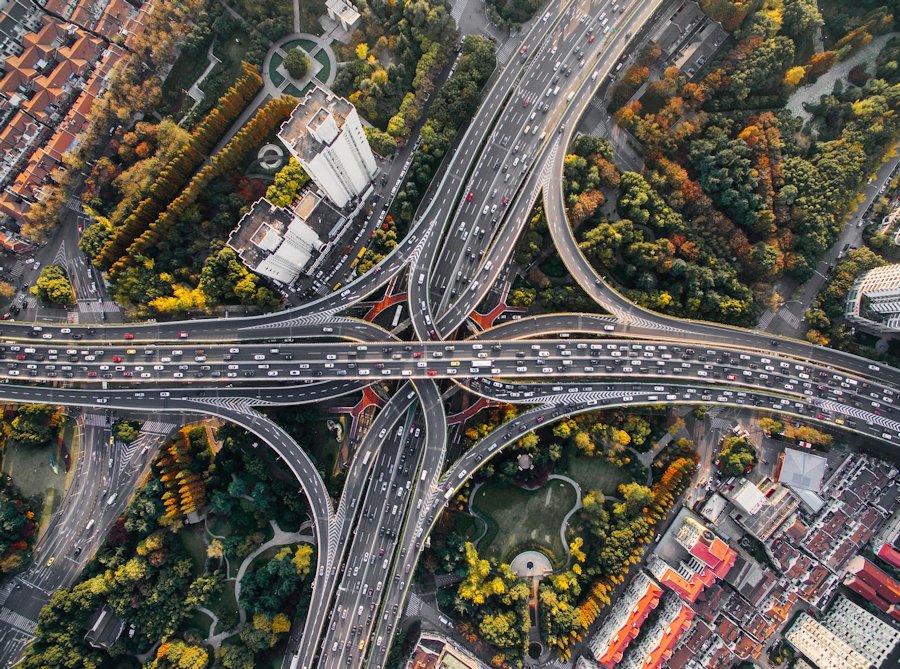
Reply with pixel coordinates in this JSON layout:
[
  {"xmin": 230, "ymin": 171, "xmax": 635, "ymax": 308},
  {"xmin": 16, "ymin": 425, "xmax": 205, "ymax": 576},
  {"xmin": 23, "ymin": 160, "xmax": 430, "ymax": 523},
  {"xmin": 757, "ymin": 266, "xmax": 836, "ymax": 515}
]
[
  {"xmin": 278, "ymin": 85, "xmax": 357, "ymax": 164},
  {"xmin": 779, "ymin": 448, "xmax": 828, "ymax": 492}
]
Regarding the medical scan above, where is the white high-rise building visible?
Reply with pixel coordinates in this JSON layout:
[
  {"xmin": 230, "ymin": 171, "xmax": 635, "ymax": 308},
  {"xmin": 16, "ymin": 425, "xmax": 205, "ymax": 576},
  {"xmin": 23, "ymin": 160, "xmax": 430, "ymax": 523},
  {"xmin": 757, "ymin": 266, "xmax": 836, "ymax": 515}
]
[
  {"xmin": 845, "ymin": 264, "xmax": 900, "ymax": 334},
  {"xmin": 821, "ymin": 595, "xmax": 899, "ymax": 668},
  {"xmin": 278, "ymin": 85, "xmax": 377, "ymax": 209}
]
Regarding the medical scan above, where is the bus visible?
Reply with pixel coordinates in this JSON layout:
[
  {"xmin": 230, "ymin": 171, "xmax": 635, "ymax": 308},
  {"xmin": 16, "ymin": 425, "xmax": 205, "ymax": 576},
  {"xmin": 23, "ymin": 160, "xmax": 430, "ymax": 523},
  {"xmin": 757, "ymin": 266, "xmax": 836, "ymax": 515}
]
[{"xmin": 350, "ymin": 246, "xmax": 367, "ymax": 268}]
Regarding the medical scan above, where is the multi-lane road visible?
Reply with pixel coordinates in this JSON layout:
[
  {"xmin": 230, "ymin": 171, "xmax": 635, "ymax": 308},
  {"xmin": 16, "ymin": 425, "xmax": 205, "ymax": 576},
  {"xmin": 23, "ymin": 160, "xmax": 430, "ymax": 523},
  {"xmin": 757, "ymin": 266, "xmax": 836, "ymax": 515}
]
[{"xmin": 1, "ymin": 0, "xmax": 898, "ymax": 667}]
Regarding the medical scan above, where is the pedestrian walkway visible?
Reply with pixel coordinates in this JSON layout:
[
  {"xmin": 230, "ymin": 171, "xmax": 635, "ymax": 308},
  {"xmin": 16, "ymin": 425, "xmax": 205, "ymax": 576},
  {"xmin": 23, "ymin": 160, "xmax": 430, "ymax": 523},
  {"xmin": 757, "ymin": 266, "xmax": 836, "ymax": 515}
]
[
  {"xmin": 0, "ymin": 609, "xmax": 36, "ymax": 634},
  {"xmin": 77, "ymin": 299, "xmax": 120, "ymax": 314}
]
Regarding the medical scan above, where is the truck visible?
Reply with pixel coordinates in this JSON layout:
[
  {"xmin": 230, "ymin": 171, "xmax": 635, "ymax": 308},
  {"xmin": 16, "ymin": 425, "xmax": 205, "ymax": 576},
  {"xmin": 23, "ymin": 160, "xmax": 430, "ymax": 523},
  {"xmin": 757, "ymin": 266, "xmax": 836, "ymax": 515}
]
[{"xmin": 471, "ymin": 360, "xmax": 492, "ymax": 367}]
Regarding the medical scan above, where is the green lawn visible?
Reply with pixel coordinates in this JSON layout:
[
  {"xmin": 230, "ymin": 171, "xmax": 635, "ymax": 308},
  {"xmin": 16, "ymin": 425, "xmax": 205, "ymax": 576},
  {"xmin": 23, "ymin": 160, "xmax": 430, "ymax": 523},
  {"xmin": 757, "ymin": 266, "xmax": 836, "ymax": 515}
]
[
  {"xmin": 1, "ymin": 423, "xmax": 69, "ymax": 506},
  {"xmin": 184, "ymin": 608, "xmax": 213, "ymax": 638},
  {"xmin": 161, "ymin": 40, "xmax": 214, "ymax": 118},
  {"xmin": 284, "ymin": 82, "xmax": 314, "ymax": 98},
  {"xmin": 560, "ymin": 456, "xmax": 636, "ymax": 496},
  {"xmin": 314, "ymin": 49, "xmax": 331, "ymax": 83},
  {"xmin": 209, "ymin": 578, "xmax": 239, "ymax": 627},
  {"xmin": 472, "ymin": 480, "xmax": 577, "ymax": 564},
  {"xmin": 178, "ymin": 527, "xmax": 209, "ymax": 576},
  {"xmin": 283, "ymin": 39, "xmax": 318, "ymax": 53},
  {"xmin": 270, "ymin": 51, "xmax": 286, "ymax": 87}
]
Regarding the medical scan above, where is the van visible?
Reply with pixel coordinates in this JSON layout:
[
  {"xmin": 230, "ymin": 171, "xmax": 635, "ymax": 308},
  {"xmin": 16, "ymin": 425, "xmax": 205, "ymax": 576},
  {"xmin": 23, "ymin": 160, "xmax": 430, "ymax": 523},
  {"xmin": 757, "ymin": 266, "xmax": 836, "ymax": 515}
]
[
  {"xmin": 85, "ymin": 519, "xmax": 95, "ymax": 532},
  {"xmin": 105, "ymin": 493, "xmax": 118, "ymax": 507}
]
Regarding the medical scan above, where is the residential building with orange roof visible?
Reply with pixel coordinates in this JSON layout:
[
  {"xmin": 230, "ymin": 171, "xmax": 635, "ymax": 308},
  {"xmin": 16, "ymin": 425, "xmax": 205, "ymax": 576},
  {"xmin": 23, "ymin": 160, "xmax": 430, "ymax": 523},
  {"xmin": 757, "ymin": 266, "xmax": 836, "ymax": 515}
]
[
  {"xmin": 0, "ymin": 0, "xmax": 45, "ymax": 60},
  {"xmin": 877, "ymin": 542, "xmax": 900, "ymax": 570},
  {"xmin": 95, "ymin": 0, "xmax": 133, "ymax": 39},
  {"xmin": 675, "ymin": 516, "xmax": 738, "ymax": 579},
  {"xmin": 588, "ymin": 571, "xmax": 663, "ymax": 668},
  {"xmin": 647, "ymin": 554, "xmax": 711, "ymax": 603},
  {"xmin": 844, "ymin": 555, "xmax": 900, "ymax": 621},
  {"xmin": 618, "ymin": 595, "xmax": 694, "ymax": 669},
  {"xmin": 57, "ymin": 33, "xmax": 103, "ymax": 74}
]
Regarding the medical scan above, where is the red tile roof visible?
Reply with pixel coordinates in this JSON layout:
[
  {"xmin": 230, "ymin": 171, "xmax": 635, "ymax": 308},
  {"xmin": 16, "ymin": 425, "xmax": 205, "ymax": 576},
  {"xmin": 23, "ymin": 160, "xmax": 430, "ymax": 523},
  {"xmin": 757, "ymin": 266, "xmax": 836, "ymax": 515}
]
[
  {"xmin": 596, "ymin": 580, "xmax": 664, "ymax": 668},
  {"xmin": 878, "ymin": 543, "xmax": 900, "ymax": 571},
  {"xmin": 643, "ymin": 603, "xmax": 694, "ymax": 669},
  {"xmin": 846, "ymin": 556, "xmax": 900, "ymax": 604}
]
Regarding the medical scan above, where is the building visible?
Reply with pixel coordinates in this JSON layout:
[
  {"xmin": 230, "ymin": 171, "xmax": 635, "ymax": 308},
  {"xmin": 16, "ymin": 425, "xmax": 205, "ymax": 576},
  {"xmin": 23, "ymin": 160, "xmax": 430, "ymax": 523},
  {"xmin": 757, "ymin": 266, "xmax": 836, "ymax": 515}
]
[
  {"xmin": 589, "ymin": 571, "xmax": 663, "ymax": 667},
  {"xmin": 845, "ymin": 264, "xmax": 900, "ymax": 334},
  {"xmin": 648, "ymin": 1, "xmax": 726, "ymax": 78},
  {"xmin": 724, "ymin": 478, "xmax": 800, "ymax": 542},
  {"xmin": 821, "ymin": 595, "xmax": 900, "ymax": 668},
  {"xmin": 843, "ymin": 555, "xmax": 900, "ymax": 622},
  {"xmin": 278, "ymin": 85, "xmax": 377, "ymax": 208},
  {"xmin": 675, "ymin": 516, "xmax": 737, "ymax": 579},
  {"xmin": 406, "ymin": 632, "xmax": 488, "ymax": 669},
  {"xmin": 84, "ymin": 605, "xmax": 125, "ymax": 650},
  {"xmin": 785, "ymin": 613, "xmax": 872, "ymax": 669},
  {"xmin": 227, "ymin": 198, "xmax": 324, "ymax": 285},
  {"xmin": 779, "ymin": 448, "xmax": 828, "ymax": 492},
  {"xmin": 325, "ymin": 0, "xmax": 361, "ymax": 31},
  {"xmin": 619, "ymin": 595, "xmax": 695, "ymax": 669}
]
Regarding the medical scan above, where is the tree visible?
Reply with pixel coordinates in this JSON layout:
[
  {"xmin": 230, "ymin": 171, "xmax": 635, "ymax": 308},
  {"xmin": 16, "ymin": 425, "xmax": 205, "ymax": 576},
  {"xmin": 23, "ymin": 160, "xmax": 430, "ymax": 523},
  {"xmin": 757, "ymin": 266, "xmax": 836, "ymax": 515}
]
[
  {"xmin": 112, "ymin": 420, "xmax": 139, "ymax": 443},
  {"xmin": 0, "ymin": 280, "xmax": 15, "ymax": 300},
  {"xmin": 265, "ymin": 158, "xmax": 309, "ymax": 207},
  {"xmin": 31, "ymin": 264, "xmax": 73, "ymax": 305},
  {"xmin": 283, "ymin": 48, "xmax": 309, "ymax": 79},
  {"xmin": 717, "ymin": 436, "xmax": 756, "ymax": 476}
]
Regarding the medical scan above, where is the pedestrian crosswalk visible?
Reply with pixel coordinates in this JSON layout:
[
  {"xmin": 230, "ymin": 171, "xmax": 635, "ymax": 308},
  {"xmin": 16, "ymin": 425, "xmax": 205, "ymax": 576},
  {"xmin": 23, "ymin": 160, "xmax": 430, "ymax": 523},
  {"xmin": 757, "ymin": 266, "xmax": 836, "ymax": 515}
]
[
  {"xmin": 83, "ymin": 412, "xmax": 108, "ymax": 427},
  {"xmin": 77, "ymin": 299, "xmax": 120, "ymax": 314},
  {"xmin": 405, "ymin": 591, "xmax": 423, "ymax": 617},
  {"xmin": 0, "ymin": 608, "xmax": 36, "ymax": 634},
  {"xmin": 9, "ymin": 259, "xmax": 24, "ymax": 280},
  {"xmin": 66, "ymin": 197, "xmax": 83, "ymax": 213},
  {"xmin": 139, "ymin": 420, "xmax": 177, "ymax": 436},
  {"xmin": 778, "ymin": 308, "xmax": 802, "ymax": 330},
  {"xmin": 757, "ymin": 309, "xmax": 775, "ymax": 330},
  {"xmin": 496, "ymin": 37, "xmax": 517, "ymax": 64},
  {"xmin": 450, "ymin": 0, "xmax": 468, "ymax": 22}
]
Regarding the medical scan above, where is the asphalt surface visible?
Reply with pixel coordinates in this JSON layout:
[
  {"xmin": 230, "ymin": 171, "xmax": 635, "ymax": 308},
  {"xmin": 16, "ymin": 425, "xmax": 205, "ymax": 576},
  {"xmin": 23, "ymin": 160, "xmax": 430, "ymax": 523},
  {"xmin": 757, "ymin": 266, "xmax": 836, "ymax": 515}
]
[{"xmin": 1, "ymin": 0, "xmax": 898, "ymax": 667}]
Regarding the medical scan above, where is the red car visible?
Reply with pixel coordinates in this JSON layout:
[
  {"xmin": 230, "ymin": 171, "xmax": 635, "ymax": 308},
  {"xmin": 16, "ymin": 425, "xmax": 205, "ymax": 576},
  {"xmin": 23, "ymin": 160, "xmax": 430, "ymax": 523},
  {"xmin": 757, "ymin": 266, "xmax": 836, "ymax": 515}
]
[
  {"xmin": 112, "ymin": 356, "xmax": 123, "ymax": 363},
  {"xmin": 466, "ymin": 192, "xmax": 473, "ymax": 202},
  {"xmin": 522, "ymin": 99, "xmax": 529, "ymax": 108},
  {"xmin": 413, "ymin": 351, "xmax": 422, "ymax": 358},
  {"xmin": 123, "ymin": 333, "xmax": 134, "ymax": 340},
  {"xmin": 178, "ymin": 332, "xmax": 189, "ymax": 339},
  {"xmin": 588, "ymin": 34, "xmax": 595, "ymax": 43},
  {"xmin": 502, "ymin": 196, "xmax": 510, "ymax": 205},
  {"xmin": 427, "ymin": 370, "xmax": 438, "ymax": 376},
  {"xmin": 87, "ymin": 371, "xmax": 97, "ymax": 378}
]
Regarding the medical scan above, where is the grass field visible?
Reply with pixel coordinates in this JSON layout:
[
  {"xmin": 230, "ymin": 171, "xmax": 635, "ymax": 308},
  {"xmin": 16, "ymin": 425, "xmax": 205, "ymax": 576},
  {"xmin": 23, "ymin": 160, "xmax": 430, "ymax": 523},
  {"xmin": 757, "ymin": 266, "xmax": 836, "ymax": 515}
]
[
  {"xmin": 472, "ymin": 480, "xmax": 577, "ymax": 563},
  {"xmin": 1, "ymin": 427, "xmax": 68, "ymax": 508},
  {"xmin": 314, "ymin": 49, "xmax": 331, "ymax": 83},
  {"xmin": 560, "ymin": 456, "xmax": 637, "ymax": 496},
  {"xmin": 178, "ymin": 527, "xmax": 209, "ymax": 576}
]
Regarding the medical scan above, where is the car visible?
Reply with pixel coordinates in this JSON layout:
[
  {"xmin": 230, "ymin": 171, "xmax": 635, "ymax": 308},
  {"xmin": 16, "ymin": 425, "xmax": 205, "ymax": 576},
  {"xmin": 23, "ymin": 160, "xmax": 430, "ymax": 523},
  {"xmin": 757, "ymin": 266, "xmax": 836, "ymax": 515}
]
[
  {"xmin": 522, "ymin": 98, "xmax": 529, "ymax": 108},
  {"xmin": 588, "ymin": 34, "xmax": 595, "ymax": 43},
  {"xmin": 123, "ymin": 333, "xmax": 134, "ymax": 340},
  {"xmin": 112, "ymin": 356, "xmax": 123, "ymax": 362},
  {"xmin": 466, "ymin": 191, "xmax": 473, "ymax": 202},
  {"xmin": 178, "ymin": 332, "xmax": 189, "ymax": 339},
  {"xmin": 502, "ymin": 196, "xmax": 509, "ymax": 205},
  {"xmin": 46, "ymin": 556, "xmax": 54, "ymax": 566},
  {"xmin": 427, "ymin": 369, "xmax": 438, "ymax": 376}
]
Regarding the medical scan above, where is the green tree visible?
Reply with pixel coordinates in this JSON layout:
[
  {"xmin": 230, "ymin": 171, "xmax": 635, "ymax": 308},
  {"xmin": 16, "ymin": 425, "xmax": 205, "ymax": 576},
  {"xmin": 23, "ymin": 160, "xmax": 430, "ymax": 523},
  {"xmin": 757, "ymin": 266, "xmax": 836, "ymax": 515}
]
[
  {"xmin": 283, "ymin": 48, "xmax": 309, "ymax": 79},
  {"xmin": 32, "ymin": 265, "xmax": 73, "ymax": 305},
  {"xmin": 718, "ymin": 436, "xmax": 757, "ymax": 476}
]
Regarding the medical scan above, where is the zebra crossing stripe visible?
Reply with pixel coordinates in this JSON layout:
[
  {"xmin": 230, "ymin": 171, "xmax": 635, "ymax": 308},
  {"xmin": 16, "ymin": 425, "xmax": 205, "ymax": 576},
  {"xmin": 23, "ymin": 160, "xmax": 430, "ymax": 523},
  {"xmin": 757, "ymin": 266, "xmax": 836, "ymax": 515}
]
[{"xmin": 0, "ymin": 608, "xmax": 36, "ymax": 633}]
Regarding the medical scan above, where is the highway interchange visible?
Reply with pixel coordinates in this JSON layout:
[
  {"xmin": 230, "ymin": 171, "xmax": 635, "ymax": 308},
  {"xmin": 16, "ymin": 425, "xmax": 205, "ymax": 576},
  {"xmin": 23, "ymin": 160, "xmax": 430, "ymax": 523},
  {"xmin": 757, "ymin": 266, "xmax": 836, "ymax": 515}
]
[{"xmin": 1, "ymin": 0, "xmax": 898, "ymax": 667}]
